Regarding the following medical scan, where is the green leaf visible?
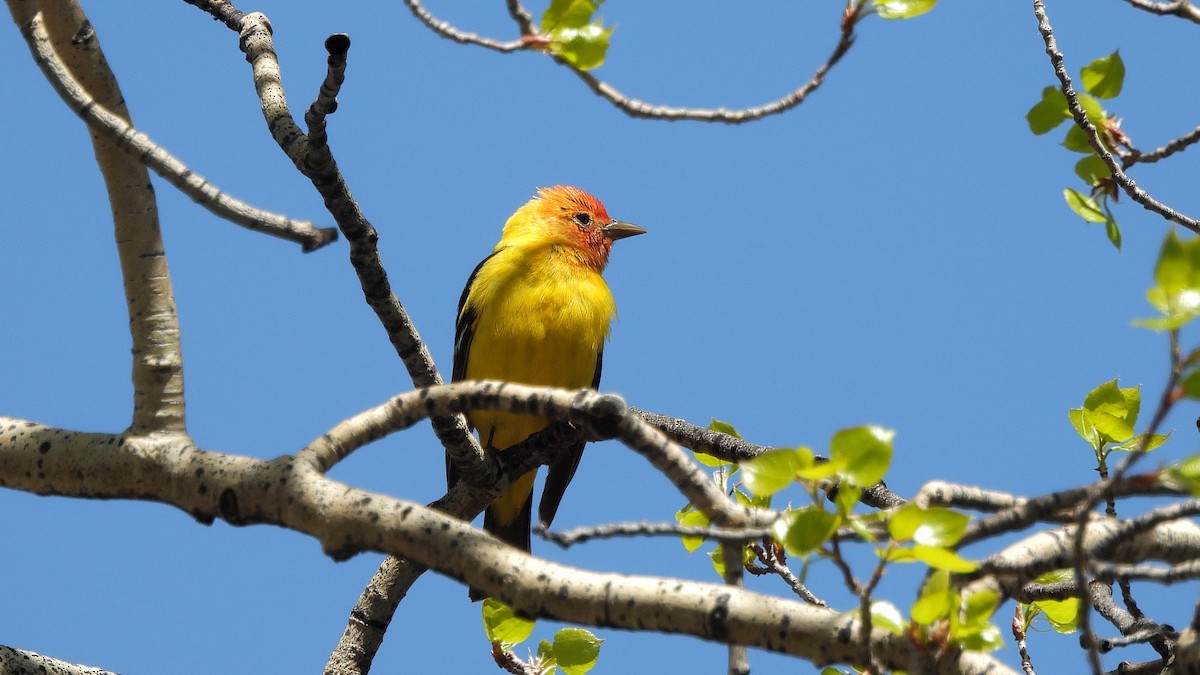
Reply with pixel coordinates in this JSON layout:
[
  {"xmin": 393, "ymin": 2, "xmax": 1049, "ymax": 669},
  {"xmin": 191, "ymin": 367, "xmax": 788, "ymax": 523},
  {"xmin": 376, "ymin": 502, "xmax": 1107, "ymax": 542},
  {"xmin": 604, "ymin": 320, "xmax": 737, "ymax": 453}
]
[
  {"xmin": 1036, "ymin": 597, "xmax": 1080, "ymax": 633},
  {"xmin": 871, "ymin": 600, "xmax": 907, "ymax": 636},
  {"xmin": 830, "ymin": 426, "xmax": 894, "ymax": 486},
  {"xmin": 774, "ymin": 506, "xmax": 840, "ymax": 556},
  {"xmin": 693, "ymin": 451, "xmax": 729, "ymax": 468},
  {"xmin": 911, "ymin": 570, "xmax": 953, "ymax": 624},
  {"xmin": 1105, "ymin": 213, "xmax": 1122, "ymax": 251},
  {"xmin": 951, "ymin": 622, "xmax": 1004, "ymax": 651},
  {"xmin": 537, "ymin": 639, "xmax": 555, "ymax": 668},
  {"xmin": 912, "ymin": 545, "xmax": 977, "ymax": 572},
  {"xmin": 1111, "ymin": 431, "xmax": 1169, "ymax": 453},
  {"xmin": 1068, "ymin": 408, "xmax": 1100, "ymax": 449},
  {"xmin": 540, "ymin": 0, "xmax": 612, "ymax": 70},
  {"xmin": 1064, "ymin": 188, "xmax": 1107, "ymax": 223},
  {"xmin": 949, "ymin": 589, "xmax": 1003, "ymax": 651},
  {"xmin": 888, "ymin": 504, "xmax": 970, "ymax": 547},
  {"xmin": 552, "ymin": 24, "xmax": 613, "ymax": 71},
  {"xmin": 482, "ymin": 598, "xmax": 535, "ymax": 647},
  {"xmin": 1074, "ymin": 154, "xmax": 1110, "ymax": 186},
  {"xmin": 1079, "ymin": 379, "xmax": 1140, "ymax": 443},
  {"xmin": 1144, "ymin": 230, "xmax": 1200, "ymax": 328},
  {"xmin": 707, "ymin": 545, "xmax": 752, "ymax": 578},
  {"xmin": 1184, "ymin": 370, "xmax": 1200, "ymax": 400},
  {"xmin": 676, "ymin": 505, "xmax": 710, "ymax": 553},
  {"xmin": 1026, "ymin": 86, "xmax": 1070, "ymax": 135},
  {"xmin": 1155, "ymin": 229, "xmax": 1189, "ymax": 293},
  {"xmin": 1165, "ymin": 454, "xmax": 1200, "ymax": 495},
  {"xmin": 741, "ymin": 448, "xmax": 804, "ymax": 497},
  {"xmin": 541, "ymin": 0, "xmax": 603, "ymax": 31},
  {"xmin": 795, "ymin": 449, "xmax": 843, "ymax": 481},
  {"xmin": 1019, "ymin": 571, "xmax": 1081, "ymax": 634},
  {"xmin": 1081, "ymin": 51, "xmax": 1125, "ymax": 99},
  {"xmin": 1062, "ymin": 124, "xmax": 1095, "ymax": 153},
  {"xmin": 707, "ymin": 418, "xmax": 742, "ymax": 439},
  {"xmin": 884, "ymin": 546, "xmax": 917, "ymax": 563},
  {"xmin": 874, "ymin": 0, "xmax": 937, "ymax": 19},
  {"xmin": 552, "ymin": 627, "xmax": 603, "ymax": 675},
  {"xmin": 963, "ymin": 590, "xmax": 999, "ymax": 624},
  {"xmin": 1076, "ymin": 93, "xmax": 1107, "ymax": 129}
]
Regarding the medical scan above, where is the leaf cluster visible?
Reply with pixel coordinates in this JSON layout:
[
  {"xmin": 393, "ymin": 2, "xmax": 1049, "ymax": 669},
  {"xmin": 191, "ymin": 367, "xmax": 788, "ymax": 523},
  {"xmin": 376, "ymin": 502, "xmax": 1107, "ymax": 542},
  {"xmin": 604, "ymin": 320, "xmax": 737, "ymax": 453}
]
[
  {"xmin": 483, "ymin": 599, "xmax": 604, "ymax": 675},
  {"xmin": 1026, "ymin": 52, "xmax": 1127, "ymax": 249}
]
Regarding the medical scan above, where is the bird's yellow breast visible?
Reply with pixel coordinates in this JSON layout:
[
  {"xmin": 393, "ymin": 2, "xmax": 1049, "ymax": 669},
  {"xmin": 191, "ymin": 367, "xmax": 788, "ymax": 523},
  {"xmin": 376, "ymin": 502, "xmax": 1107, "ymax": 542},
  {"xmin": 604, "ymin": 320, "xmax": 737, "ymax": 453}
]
[{"xmin": 463, "ymin": 245, "xmax": 616, "ymax": 449}]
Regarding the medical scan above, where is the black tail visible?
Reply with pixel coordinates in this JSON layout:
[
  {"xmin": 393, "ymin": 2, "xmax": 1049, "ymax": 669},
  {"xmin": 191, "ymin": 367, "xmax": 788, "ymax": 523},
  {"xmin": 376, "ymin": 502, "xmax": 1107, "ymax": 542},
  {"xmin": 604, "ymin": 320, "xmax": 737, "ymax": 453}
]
[{"xmin": 469, "ymin": 495, "xmax": 533, "ymax": 601}]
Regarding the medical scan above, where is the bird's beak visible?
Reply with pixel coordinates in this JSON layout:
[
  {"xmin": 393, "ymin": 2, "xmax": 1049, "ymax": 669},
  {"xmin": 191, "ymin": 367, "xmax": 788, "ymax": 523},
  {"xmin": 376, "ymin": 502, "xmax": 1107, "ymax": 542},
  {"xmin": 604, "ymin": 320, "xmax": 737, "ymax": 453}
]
[{"xmin": 602, "ymin": 220, "xmax": 647, "ymax": 240}]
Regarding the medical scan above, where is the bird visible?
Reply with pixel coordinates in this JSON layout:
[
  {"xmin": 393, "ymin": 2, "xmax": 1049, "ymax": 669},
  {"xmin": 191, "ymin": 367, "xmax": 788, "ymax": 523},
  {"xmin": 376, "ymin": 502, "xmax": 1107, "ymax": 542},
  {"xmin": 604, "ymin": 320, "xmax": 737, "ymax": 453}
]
[{"xmin": 449, "ymin": 186, "xmax": 644, "ymax": 598}]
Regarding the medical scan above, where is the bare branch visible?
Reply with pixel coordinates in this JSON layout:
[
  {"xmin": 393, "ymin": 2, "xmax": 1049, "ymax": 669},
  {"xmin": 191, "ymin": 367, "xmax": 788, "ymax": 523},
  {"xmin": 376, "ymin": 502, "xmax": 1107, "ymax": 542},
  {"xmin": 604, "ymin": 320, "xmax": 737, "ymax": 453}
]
[
  {"xmin": 402, "ymin": 0, "xmax": 864, "ymax": 124},
  {"xmin": 10, "ymin": 0, "xmax": 187, "ymax": 435},
  {"xmin": 402, "ymin": 0, "xmax": 528, "ymax": 51},
  {"xmin": 749, "ymin": 542, "xmax": 829, "ymax": 607},
  {"xmin": 14, "ymin": 4, "xmax": 335, "ymax": 251},
  {"xmin": 1119, "ymin": 0, "xmax": 1200, "ymax": 23},
  {"xmin": 0, "ymin": 646, "xmax": 117, "ymax": 675},
  {"xmin": 1122, "ymin": 124, "xmax": 1200, "ymax": 167},
  {"xmin": 540, "ymin": 520, "xmax": 773, "ymax": 547},
  {"xmin": 1092, "ymin": 559, "xmax": 1200, "ymax": 583}
]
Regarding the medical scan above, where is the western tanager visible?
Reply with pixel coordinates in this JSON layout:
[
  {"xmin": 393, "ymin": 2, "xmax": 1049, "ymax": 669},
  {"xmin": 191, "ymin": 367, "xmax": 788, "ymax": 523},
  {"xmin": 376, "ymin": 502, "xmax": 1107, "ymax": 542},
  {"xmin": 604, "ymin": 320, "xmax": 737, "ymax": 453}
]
[{"xmin": 449, "ymin": 186, "xmax": 644, "ymax": 590}]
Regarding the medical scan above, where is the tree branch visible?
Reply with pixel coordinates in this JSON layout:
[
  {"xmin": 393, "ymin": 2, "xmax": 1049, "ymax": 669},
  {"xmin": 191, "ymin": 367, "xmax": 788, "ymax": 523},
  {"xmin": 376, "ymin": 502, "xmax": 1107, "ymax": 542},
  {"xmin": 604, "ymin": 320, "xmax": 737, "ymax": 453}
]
[
  {"xmin": 402, "ymin": 0, "xmax": 864, "ymax": 124},
  {"xmin": 0, "ymin": 413, "xmax": 1013, "ymax": 674},
  {"xmin": 11, "ymin": 1, "xmax": 336, "ymax": 251},
  {"xmin": 9, "ymin": 0, "xmax": 187, "ymax": 435},
  {"xmin": 1033, "ymin": 0, "xmax": 1200, "ymax": 233},
  {"xmin": 0, "ymin": 646, "xmax": 117, "ymax": 675},
  {"xmin": 1119, "ymin": 0, "xmax": 1200, "ymax": 23}
]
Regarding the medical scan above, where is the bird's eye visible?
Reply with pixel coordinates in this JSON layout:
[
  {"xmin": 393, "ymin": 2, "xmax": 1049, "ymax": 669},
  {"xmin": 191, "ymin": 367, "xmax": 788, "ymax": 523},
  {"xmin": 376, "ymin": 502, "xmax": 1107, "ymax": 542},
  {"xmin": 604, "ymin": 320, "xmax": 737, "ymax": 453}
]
[{"xmin": 572, "ymin": 212, "xmax": 592, "ymax": 228}]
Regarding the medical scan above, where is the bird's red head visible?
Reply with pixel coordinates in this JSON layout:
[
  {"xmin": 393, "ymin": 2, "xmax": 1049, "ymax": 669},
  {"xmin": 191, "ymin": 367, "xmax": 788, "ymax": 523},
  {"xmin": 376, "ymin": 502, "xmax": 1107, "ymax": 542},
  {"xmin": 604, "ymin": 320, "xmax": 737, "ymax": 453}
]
[{"xmin": 522, "ymin": 185, "xmax": 646, "ymax": 271}]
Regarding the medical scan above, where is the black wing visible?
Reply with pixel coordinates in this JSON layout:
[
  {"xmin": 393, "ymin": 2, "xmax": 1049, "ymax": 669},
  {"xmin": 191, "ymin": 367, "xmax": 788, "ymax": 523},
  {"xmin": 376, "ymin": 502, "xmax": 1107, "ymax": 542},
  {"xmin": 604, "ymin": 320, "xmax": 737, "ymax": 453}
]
[
  {"xmin": 447, "ymin": 250, "xmax": 499, "ymax": 490},
  {"xmin": 538, "ymin": 348, "xmax": 602, "ymax": 527}
]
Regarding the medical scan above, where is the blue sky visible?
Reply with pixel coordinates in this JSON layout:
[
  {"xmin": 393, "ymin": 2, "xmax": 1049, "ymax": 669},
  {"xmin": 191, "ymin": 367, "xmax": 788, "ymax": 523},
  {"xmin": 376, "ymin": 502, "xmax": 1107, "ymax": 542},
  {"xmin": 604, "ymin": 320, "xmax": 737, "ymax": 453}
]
[{"xmin": 4, "ymin": 1, "xmax": 1200, "ymax": 673}]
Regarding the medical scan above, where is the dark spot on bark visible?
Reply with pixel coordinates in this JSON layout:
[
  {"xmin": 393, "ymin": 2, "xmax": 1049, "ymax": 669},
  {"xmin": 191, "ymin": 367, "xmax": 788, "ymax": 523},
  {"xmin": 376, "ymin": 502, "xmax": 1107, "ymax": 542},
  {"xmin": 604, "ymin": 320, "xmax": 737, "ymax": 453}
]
[
  {"xmin": 706, "ymin": 592, "xmax": 731, "ymax": 640},
  {"xmin": 194, "ymin": 467, "xmax": 204, "ymax": 477},
  {"xmin": 368, "ymin": 512, "xmax": 379, "ymax": 523},
  {"xmin": 836, "ymin": 624, "xmax": 853, "ymax": 644},
  {"xmin": 219, "ymin": 488, "xmax": 241, "ymax": 524},
  {"xmin": 38, "ymin": 441, "xmax": 51, "ymax": 454},
  {"xmin": 198, "ymin": 483, "xmax": 208, "ymax": 495}
]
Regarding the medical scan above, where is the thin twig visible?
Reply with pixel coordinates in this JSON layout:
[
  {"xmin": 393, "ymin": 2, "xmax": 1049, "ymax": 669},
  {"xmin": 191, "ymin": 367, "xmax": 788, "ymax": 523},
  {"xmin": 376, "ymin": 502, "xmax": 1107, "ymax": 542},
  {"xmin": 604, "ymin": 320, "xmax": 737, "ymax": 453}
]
[
  {"xmin": 1122, "ymin": 124, "xmax": 1200, "ymax": 167},
  {"xmin": 403, "ymin": 0, "xmax": 865, "ymax": 124},
  {"xmin": 1012, "ymin": 605, "xmax": 1038, "ymax": 675},
  {"xmin": 1119, "ymin": 0, "xmax": 1200, "ymax": 23},
  {"xmin": 540, "ymin": 520, "xmax": 773, "ymax": 547},
  {"xmin": 749, "ymin": 542, "xmax": 829, "ymax": 607},
  {"xmin": 403, "ymin": 0, "xmax": 528, "ymax": 51},
  {"xmin": 18, "ymin": 1, "xmax": 335, "ymax": 251}
]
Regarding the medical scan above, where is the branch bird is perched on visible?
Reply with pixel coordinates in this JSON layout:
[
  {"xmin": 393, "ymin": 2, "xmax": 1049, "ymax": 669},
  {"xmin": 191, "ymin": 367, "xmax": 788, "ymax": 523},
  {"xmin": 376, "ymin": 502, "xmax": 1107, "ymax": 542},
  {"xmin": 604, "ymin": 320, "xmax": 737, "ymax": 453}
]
[{"xmin": 449, "ymin": 186, "xmax": 645, "ymax": 600}]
